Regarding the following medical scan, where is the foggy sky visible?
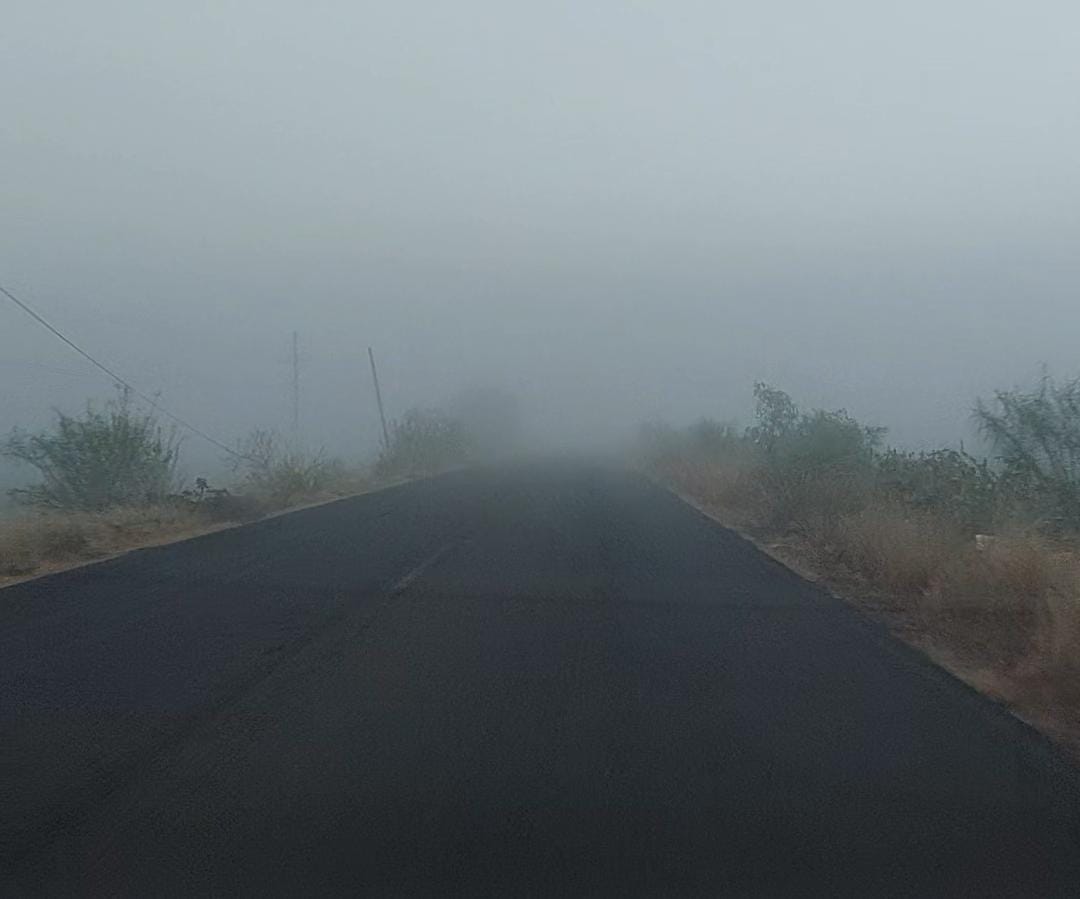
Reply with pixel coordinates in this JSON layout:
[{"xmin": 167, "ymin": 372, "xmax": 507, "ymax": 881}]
[{"xmin": 4, "ymin": 1, "xmax": 1080, "ymax": 479}]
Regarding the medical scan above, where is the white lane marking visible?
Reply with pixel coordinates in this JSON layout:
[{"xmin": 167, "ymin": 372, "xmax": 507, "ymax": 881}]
[{"xmin": 389, "ymin": 542, "xmax": 457, "ymax": 596}]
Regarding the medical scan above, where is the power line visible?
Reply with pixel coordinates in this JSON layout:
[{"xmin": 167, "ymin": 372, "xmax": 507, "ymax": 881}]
[{"xmin": 0, "ymin": 281, "xmax": 245, "ymax": 459}]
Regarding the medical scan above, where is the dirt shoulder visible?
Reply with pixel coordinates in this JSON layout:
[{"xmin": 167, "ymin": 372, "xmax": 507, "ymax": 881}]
[
  {"xmin": 0, "ymin": 479, "xmax": 414, "ymax": 591},
  {"xmin": 663, "ymin": 481, "xmax": 1080, "ymax": 764}
]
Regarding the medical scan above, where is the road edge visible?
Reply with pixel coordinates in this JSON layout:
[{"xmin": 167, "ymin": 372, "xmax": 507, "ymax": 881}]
[
  {"xmin": 644, "ymin": 471, "xmax": 1080, "ymax": 803},
  {"xmin": 0, "ymin": 476, "xmax": 421, "ymax": 592}
]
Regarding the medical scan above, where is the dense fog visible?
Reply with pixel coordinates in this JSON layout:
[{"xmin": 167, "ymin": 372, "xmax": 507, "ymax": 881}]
[{"xmin": 4, "ymin": 1, "xmax": 1079, "ymax": 485}]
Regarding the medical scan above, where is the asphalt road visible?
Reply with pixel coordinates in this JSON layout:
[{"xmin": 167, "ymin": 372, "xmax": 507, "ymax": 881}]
[{"xmin": 3, "ymin": 463, "xmax": 1079, "ymax": 896}]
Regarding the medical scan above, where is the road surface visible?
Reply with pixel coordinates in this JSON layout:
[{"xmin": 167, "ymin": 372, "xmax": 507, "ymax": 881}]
[{"xmin": 3, "ymin": 463, "xmax": 1079, "ymax": 896}]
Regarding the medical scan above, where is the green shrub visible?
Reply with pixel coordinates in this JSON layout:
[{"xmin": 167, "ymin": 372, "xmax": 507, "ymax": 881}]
[
  {"xmin": 875, "ymin": 448, "xmax": 999, "ymax": 532},
  {"xmin": 376, "ymin": 408, "xmax": 469, "ymax": 477},
  {"xmin": 748, "ymin": 386, "xmax": 883, "ymax": 531},
  {"xmin": 642, "ymin": 376, "xmax": 1080, "ymax": 540},
  {"xmin": 975, "ymin": 375, "xmax": 1080, "ymax": 530},
  {"xmin": 639, "ymin": 418, "xmax": 749, "ymax": 467},
  {"xmin": 232, "ymin": 430, "xmax": 345, "ymax": 507},
  {"xmin": 2, "ymin": 390, "xmax": 179, "ymax": 511}
]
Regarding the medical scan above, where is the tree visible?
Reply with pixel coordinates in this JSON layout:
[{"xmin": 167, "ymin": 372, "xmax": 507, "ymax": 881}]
[{"xmin": 747, "ymin": 383, "xmax": 800, "ymax": 454}]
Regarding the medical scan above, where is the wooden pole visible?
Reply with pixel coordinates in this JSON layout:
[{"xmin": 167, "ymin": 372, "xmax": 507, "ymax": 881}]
[
  {"xmin": 368, "ymin": 346, "xmax": 391, "ymax": 452},
  {"xmin": 291, "ymin": 331, "xmax": 300, "ymax": 448}
]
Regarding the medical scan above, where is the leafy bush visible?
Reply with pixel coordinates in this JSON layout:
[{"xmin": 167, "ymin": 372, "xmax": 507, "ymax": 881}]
[
  {"xmin": 747, "ymin": 386, "xmax": 884, "ymax": 530},
  {"xmin": 232, "ymin": 430, "xmax": 346, "ymax": 507},
  {"xmin": 875, "ymin": 448, "xmax": 999, "ymax": 533},
  {"xmin": 376, "ymin": 408, "xmax": 469, "ymax": 477},
  {"xmin": 2, "ymin": 390, "xmax": 180, "ymax": 511},
  {"xmin": 749, "ymin": 384, "xmax": 884, "ymax": 471},
  {"xmin": 783, "ymin": 408, "xmax": 883, "ymax": 470},
  {"xmin": 642, "ymin": 378, "xmax": 1080, "ymax": 541},
  {"xmin": 975, "ymin": 375, "xmax": 1080, "ymax": 530}
]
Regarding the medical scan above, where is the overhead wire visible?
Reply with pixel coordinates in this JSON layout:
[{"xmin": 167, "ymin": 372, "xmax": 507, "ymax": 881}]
[{"xmin": 0, "ymin": 281, "xmax": 245, "ymax": 459}]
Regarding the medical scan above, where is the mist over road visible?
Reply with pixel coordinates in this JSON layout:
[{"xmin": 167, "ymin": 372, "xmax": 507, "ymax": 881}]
[{"xmin": 3, "ymin": 464, "xmax": 1079, "ymax": 896}]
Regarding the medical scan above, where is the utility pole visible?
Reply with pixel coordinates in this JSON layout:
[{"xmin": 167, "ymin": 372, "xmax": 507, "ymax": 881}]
[
  {"xmin": 368, "ymin": 346, "xmax": 391, "ymax": 452},
  {"xmin": 291, "ymin": 331, "xmax": 300, "ymax": 449}
]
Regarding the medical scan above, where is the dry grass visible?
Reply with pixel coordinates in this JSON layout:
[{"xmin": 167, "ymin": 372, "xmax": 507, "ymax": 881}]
[
  {"xmin": 651, "ymin": 456, "xmax": 1080, "ymax": 760},
  {"xmin": 918, "ymin": 535, "xmax": 1070, "ymax": 666},
  {"xmin": 655, "ymin": 455, "xmax": 764, "ymax": 530},
  {"xmin": 0, "ymin": 470, "xmax": 388, "ymax": 589},
  {"xmin": 0, "ymin": 505, "xmax": 223, "ymax": 584},
  {"xmin": 928, "ymin": 538, "xmax": 1080, "ymax": 745},
  {"xmin": 826, "ymin": 506, "xmax": 966, "ymax": 594}
]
